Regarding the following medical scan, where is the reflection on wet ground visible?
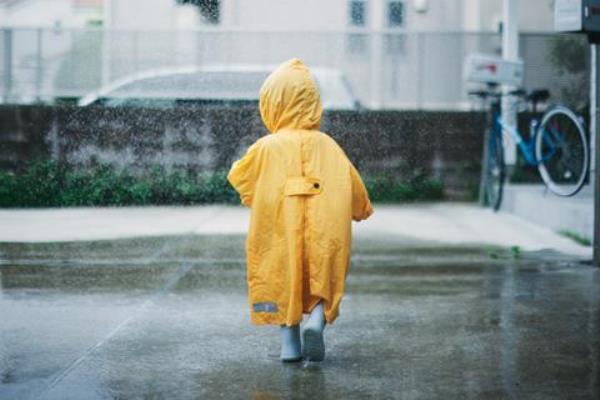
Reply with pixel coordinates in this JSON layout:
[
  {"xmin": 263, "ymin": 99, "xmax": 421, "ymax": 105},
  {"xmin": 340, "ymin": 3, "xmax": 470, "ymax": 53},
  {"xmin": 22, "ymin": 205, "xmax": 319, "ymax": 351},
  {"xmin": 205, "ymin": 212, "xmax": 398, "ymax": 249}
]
[{"xmin": 0, "ymin": 235, "xmax": 598, "ymax": 399}]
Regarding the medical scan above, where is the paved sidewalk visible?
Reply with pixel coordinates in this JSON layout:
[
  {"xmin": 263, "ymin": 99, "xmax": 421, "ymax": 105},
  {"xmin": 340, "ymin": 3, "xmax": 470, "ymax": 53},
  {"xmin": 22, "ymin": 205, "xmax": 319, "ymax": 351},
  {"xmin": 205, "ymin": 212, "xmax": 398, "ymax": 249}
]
[{"xmin": 0, "ymin": 203, "xmax": 591, "ymax": 257}]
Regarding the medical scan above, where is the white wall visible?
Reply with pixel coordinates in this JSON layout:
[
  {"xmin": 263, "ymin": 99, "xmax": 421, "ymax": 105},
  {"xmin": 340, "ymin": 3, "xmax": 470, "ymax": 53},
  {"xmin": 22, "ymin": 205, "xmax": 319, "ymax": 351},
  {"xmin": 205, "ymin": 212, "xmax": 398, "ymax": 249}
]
[
  {"xmin": 467, "ymin": 0, "xmax": 554, "ymax": 32},
  {"xmin": 107, "ymin": 0, "xmax": 470, "ymax": 32},
  {"xmin": 402, "ymin": 0, "xmax": 463, "ymax": 31},
  {"xmin": 222, "ymin": 0, "xmax": 347, "ymax": 31},
  {"xmin": 222, "ymin": 0, "xmax": 465, "ymax": 32},
  {"xmin": 518, "ymin": 0, "xmax": 554, "ymax": 31},
  {"xmin": 0, "ymin": 0, "xmax": 74, "ymax": 27},
  {"xmin": 0, "ymin": 0, "xmax": 104, "ymax": 28},
  {"xmin": 108, "ymin": 0, "xmax": 174, "ymax": 29},
  {"xmin": 0, "ymin": 0, "xmax": 557, "ymax": 31},
  {"xmin": 106, "ymin": 0, "xmax": 203, "ymax": 29}
]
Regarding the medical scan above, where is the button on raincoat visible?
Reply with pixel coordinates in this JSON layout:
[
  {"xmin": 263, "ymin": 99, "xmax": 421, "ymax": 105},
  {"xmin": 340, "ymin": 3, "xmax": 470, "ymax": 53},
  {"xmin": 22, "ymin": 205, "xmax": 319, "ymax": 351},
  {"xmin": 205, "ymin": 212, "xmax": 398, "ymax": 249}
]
[{"xmin": 228, "ymin": 58, "xmax": 373, "ymax": 326}]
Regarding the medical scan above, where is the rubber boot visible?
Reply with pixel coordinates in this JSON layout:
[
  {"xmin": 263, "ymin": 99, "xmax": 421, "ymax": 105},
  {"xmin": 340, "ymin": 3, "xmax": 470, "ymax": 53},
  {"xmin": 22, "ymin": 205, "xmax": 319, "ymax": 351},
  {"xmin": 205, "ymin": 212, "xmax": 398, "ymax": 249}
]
[
  {"xmin": 301, "ymin": 301, "xmax": 326, "ymax": 361},
  {"xmin": 280, "ymin": 324, "xmax": 302, "ymax": 362}
]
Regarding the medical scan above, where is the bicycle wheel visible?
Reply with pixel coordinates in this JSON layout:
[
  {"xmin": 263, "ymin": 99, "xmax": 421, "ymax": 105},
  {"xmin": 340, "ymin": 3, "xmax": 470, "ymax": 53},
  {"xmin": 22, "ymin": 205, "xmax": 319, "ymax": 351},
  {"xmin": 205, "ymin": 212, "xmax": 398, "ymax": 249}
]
[
  {"xmin": 485, "ymin": 128, "xmax": 505, "ymax": 211},
  {"xmin": 535, "ymin": 106, "xmax": 589, "ymax": 197}
]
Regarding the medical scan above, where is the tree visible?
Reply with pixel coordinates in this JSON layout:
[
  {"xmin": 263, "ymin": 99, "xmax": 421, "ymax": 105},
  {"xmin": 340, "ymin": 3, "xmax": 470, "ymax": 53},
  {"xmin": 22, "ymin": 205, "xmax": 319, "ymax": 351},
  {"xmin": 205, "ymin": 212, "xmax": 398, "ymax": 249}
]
[
  {"xmin": 175, "ymin": 0, "xmax": 220, "ymax": 24},
  {"xmin": 548, "ymin": 34, "xmax": 589, "ymax": 111}
]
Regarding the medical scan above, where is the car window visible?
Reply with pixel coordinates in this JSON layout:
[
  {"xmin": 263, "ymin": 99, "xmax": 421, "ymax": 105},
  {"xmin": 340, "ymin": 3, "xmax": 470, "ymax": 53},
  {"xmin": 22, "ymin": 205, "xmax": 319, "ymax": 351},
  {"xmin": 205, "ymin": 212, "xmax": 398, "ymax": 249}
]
[
  {"xmin": 96, "ymin": 97, "xmax": 176, "ymax": 108},
  {"xmin": 313, "ymin": 74, "xmax": 357, "ymax": 110}
]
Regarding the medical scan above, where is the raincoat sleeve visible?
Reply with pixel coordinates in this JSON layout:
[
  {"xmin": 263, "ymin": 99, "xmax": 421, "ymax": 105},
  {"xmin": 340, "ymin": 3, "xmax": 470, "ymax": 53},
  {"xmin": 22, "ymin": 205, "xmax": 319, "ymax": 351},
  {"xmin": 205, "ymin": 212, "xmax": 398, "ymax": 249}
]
[
  {"xmin": 227, "ymin": 142, "xmax": 261, "ymax": 207},
  {"xmin": 350, "ymin": 164, "xmax": 373, "ymax": 222}
]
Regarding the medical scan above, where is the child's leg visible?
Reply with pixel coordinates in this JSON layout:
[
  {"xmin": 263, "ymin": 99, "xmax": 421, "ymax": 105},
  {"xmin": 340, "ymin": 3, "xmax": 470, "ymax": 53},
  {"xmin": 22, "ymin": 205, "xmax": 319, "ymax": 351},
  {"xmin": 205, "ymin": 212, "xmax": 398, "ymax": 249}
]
[
  {"xmin": 280, "ymin": 324, "xmax": 301, "ymax": 362},
  {"xmin": 306, "ymin": 301, "xmax": 326, "ymax": 328},
  {"xmin": 301, "ymin": 300, "xmax": 326, "ymax": 361}
]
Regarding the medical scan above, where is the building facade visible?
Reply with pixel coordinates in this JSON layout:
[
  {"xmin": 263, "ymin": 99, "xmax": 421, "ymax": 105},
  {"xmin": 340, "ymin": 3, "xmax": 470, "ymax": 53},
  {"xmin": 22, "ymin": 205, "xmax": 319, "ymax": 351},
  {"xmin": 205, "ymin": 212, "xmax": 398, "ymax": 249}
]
[
  {"xmin": 104, "ymin": 0, "xmax": 555, "ymax": 32},
  {"xmin": 0, "ymin": 1, "xmax": 571, "ymax": 110}
]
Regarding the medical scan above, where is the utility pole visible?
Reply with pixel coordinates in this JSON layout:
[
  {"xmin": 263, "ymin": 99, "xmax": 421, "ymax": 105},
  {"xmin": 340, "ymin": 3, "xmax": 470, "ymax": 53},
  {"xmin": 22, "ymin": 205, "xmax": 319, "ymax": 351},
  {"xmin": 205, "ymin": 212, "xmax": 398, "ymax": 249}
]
[
  {"xmin": 102, "ymin": 0, "xmax": 112, "ymax": 87},
  {"xmin": 593, "ymin": 43, "xmax": 600, "ymax": 266},
  {"xmin": 369, "ymin": 0, "xmax": 384, "ymax": 109},
  {"xmin": 2, "ymin": 29, "xmax": 12, "ymax": 103},
  {"xmin": 501, "ymin": 0, "xmax": 519, "ymax": 169}
]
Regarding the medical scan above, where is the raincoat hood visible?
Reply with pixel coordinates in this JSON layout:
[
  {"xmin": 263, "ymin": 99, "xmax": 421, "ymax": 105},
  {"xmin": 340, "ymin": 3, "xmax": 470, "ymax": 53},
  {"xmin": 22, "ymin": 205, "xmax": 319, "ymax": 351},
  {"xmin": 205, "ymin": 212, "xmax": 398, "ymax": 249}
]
[{"xmin": 259, "ymin": 58, "xmax": 323, "ymax": 133}]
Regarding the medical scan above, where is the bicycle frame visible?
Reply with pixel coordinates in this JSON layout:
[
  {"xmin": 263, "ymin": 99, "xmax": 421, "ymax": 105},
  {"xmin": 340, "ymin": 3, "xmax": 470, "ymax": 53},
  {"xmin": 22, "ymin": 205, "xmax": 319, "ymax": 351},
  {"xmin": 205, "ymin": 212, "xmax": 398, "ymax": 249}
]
[
  {"xmin": 491, "ymin": 106, "xmax": 559, "ymax": 166},
  {"xmin": 474, "ymin": 90, "xmax": 589, "ymax": 200}
]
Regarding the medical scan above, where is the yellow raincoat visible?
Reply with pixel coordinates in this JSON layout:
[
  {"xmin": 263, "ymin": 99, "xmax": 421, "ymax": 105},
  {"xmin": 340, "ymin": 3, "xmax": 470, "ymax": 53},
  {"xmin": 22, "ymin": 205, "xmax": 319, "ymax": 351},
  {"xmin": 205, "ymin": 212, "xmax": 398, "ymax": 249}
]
[{"xmin": 227, "ymin": 58, "xmax": 373, "ymax": 326}]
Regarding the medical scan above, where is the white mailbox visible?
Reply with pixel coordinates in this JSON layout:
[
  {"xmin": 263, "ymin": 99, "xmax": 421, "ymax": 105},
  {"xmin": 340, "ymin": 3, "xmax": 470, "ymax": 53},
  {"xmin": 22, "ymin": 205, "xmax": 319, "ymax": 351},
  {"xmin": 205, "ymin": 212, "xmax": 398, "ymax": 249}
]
[{"xmin": 463, "ymin": 54, "xmax": 524, "ymax": 87}]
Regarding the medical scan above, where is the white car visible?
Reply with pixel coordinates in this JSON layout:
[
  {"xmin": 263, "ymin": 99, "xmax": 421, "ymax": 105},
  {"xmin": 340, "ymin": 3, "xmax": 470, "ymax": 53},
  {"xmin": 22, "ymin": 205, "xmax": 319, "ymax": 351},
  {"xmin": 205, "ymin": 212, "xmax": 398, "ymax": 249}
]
[{"xmin": 78, "ymin": 65, "xmax": 361, "ymax": 110}]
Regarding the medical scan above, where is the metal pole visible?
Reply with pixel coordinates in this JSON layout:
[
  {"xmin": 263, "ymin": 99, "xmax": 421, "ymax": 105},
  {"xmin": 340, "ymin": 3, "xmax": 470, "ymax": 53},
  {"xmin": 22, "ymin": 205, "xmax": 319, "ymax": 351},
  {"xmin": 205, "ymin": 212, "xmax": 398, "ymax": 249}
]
[
  {"xmin": 101, "ymin": 0, "xmax": 112, "ymax": 86},
  {"xmin": 417, "ymin": 32, "xmax": 424, "ymax": 109},
  {"xmin": 370, "ymin": 29, "xmax": 383, "ymax": 109},
  {"xmin": 593, "ymin": 43, "xmax": 600, "ymax": 267},
  {"xmin": 35, "ymin": 28, "xmax": 43, "ymax": 101},
  {"xmin": 479, "ymin": 107, "xmax": 491, "ymax": 206},
  {"xmin": 501, "ymin": 0, "xmax": 519, "ymax": 168},
  {"xmin": 3, "ymin": 28, "xmax": 12, "ymax": 103},
  {"xmin": 369, "ymin": 0, "xmax": 384, "ymax": 109}
]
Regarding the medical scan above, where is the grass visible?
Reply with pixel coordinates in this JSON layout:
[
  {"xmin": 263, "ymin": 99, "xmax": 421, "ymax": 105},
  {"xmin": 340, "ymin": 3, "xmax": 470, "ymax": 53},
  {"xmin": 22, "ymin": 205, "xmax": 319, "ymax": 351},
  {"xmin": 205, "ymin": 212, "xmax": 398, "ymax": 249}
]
[
  {"xmin": 510, "ymin": 245, "xmax": 521, "ymax": 259},
  {"xmin": 558, "ymin": 229, "xmax": 592, "ymax": 247},
  {"xmin": 0, "ymin": 161, "xmax": 446, "ymax": 208},
  {"xmin": 487, "ymin": 245, "xmax": 522, "ymax": 260}
]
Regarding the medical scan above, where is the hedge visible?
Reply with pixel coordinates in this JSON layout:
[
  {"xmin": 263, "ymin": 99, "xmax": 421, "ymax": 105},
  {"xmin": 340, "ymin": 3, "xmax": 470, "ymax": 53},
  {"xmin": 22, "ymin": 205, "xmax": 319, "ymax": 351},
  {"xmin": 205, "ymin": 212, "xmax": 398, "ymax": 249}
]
[{"xmin": 0, "ymin": 162, "xmax": 444, "ymax": 207}]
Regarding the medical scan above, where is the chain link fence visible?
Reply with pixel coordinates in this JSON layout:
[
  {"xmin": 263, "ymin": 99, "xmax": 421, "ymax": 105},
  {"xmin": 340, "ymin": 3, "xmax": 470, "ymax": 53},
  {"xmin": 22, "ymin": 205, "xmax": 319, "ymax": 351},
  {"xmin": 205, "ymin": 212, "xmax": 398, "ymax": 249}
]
[{"xmin": 0, "ymin": 27, "xmax": 590, "ymax": 110}]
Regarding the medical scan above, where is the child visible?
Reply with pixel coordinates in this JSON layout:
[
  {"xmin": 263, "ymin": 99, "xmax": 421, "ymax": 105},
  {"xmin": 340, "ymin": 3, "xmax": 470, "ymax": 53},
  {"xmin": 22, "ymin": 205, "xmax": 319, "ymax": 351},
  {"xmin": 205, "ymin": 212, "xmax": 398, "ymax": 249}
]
[{"xmin": 227, "ymin": 58, "xmax": 373, "ymax": 362}]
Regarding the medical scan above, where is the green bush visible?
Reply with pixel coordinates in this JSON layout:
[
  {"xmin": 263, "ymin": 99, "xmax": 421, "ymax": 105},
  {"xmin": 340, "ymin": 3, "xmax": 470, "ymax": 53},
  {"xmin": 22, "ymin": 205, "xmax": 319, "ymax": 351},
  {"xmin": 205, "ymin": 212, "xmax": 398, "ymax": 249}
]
[
  {"xmin": 0, "ymin": 162, "xmax": 238, "ymax": 207},
  {"xmin": 0, "ymin": 162, "xmax": 444, "ymax": 207},
  {"xmin": 363, "ymin": 175, "xmax": 444, "ymax": 203}
]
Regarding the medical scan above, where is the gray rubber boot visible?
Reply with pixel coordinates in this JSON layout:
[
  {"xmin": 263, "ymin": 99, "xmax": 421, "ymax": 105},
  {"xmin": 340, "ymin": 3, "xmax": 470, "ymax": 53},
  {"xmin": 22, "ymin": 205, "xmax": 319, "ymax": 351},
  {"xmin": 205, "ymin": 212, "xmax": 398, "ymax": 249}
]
[
  {"xmin": 280, "ymin": 324, "xmax": 302, "ymax": 362},
  {"xmin": 301, "ymin": 301, "xmax": 326, "ymax": 361}
]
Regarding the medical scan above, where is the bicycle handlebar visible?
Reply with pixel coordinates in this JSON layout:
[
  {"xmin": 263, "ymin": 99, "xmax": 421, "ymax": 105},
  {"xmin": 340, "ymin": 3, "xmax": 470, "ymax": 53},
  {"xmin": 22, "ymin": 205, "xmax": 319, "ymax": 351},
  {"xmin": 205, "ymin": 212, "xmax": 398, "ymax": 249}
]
[{"xmin": 468, "ymin": 89, "xmax": 526, "ymax": 99}]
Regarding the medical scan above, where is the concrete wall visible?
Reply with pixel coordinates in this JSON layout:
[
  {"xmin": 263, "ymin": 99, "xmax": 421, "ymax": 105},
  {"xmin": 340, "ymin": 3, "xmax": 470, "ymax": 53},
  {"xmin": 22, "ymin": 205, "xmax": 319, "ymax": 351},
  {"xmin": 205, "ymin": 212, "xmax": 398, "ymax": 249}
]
[
  {"xmin": 461, "ymin": 0, "xmax": 554, "ymax": 32},
  {"xmin": 0, "ymin": 0, "xmax": 73, "ymax": 27},
  {"xmin": 224, "ymin": 0, "xmax": 348, "ymax": 31},
  {"xmin": 501, "ymin": 184, "xmax": 593, "ymax": 242},
  {"xmin": 108, "ymin": 0, "xmax": 201, "ymax": 29},
  {"xmin": 0, "ymin": 105, "xmax": 492, "ymax": 198},
  {"xmin": 0, "ymin": 0, "xmax": 102, "ymax": 28}
]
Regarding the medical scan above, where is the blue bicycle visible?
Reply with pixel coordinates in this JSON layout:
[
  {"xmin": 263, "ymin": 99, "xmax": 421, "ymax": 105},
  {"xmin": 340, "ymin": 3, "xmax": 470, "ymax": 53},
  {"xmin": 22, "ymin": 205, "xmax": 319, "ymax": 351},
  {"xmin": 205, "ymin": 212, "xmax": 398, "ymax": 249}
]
[{"xmin": 469, "ymin": 88, "xmax": 590, "ymax": 211}]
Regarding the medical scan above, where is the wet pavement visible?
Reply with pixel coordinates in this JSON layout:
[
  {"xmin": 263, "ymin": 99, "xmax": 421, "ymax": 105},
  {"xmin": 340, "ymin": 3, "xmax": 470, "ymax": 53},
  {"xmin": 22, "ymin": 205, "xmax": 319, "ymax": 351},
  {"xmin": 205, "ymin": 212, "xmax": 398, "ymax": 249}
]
[{"xmin": 0, "ymin": 233, "xmax": 598, "ymax": 399}]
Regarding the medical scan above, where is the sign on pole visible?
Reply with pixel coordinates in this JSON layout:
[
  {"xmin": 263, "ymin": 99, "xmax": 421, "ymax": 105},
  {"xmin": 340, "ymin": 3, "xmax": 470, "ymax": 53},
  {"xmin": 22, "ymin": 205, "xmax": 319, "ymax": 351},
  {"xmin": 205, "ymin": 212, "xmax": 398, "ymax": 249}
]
[{"xmin": 463, "ymin": 54, "xmax": 524, "ymax": 87}]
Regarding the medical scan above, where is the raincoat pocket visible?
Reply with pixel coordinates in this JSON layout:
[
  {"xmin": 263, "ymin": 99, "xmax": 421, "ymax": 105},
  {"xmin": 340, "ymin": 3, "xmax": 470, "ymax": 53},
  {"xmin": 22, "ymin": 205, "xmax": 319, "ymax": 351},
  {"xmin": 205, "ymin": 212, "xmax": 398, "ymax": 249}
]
[{"xmin": 284, "ymin": 177, "xmax": 323, "ymax": 196}]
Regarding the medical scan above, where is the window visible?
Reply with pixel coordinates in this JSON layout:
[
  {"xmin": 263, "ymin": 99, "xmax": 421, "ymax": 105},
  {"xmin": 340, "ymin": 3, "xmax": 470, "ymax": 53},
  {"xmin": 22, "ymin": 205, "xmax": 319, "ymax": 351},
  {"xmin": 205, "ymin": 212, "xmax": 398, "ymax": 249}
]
[
  {"xmin": 387, "ymin": 1, "xmax": 405, "ymax": 28},
  {"xmin": 349, "ymin": 0, "xmax": 367, "ymax": 27}
]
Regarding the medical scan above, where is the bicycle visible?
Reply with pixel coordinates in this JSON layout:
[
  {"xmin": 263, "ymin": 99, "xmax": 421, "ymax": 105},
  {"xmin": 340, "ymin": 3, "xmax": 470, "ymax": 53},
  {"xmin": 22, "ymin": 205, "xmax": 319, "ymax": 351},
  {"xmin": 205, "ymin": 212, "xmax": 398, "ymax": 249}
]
[{"xmin": 469, "ymin": 88, "xmax": 590, "ymax": 211}]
